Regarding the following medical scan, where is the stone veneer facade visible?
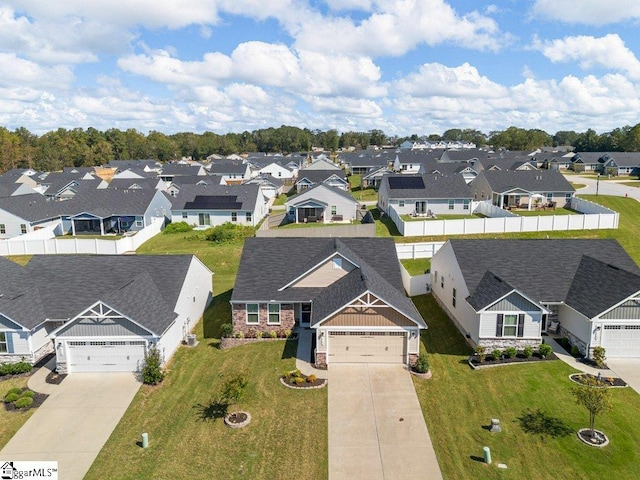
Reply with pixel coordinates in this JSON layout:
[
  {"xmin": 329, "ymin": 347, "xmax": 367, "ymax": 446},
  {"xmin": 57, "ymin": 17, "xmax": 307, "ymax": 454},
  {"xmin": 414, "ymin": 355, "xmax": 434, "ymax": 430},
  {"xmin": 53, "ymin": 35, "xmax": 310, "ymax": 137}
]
[
  {"xmin": 1, "ymin": 340, "xmax": 54, "ymax": 366},
  {"xmin": 477, "ymin": 338, "xmax": 540, "ymax": 351},
  {"xmin": 232, "ymin": 303, "xmax": 295, "ymax": 335},
  {"xmin": 315, "ymin": 352, "xmax": 327, "ymax": 367}
]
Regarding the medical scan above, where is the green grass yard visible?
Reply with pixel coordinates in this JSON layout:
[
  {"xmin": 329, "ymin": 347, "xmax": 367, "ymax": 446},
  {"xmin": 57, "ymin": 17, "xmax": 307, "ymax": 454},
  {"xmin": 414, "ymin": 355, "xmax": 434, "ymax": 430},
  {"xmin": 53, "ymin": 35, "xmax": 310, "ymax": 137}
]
[
  {"xmin": 412, "ymin": 294, "xmax": 640, "ymax": 480},
  {"xmin": 400, "ymin": 258, "xmax": 431, "ymax": 276},
  {"xmin": 348, "ymin": 174, "xmax": 378, "ymax": 201},
  {"xmin": 0, "ymin": 377, "xmax": 37, "ymax": 449}
]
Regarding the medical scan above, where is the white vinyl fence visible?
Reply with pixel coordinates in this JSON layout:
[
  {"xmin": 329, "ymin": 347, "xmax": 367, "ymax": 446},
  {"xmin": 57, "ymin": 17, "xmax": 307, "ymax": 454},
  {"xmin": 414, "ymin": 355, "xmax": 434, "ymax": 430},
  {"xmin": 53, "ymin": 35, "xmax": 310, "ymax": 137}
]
[
  {"xmin": 395, "ymin": 242, "xmax": 445, "ymax": 259},
  {"xmin": 0, "ymin": 217, "xmax": 164, "ymax": 256},
  {"xmin": 388, "ymin": 198, "xmax": 618, "ymax": 237},
  {"xmin": 399, "ymin": 263, "xmax": 432, "ymax": 296}
]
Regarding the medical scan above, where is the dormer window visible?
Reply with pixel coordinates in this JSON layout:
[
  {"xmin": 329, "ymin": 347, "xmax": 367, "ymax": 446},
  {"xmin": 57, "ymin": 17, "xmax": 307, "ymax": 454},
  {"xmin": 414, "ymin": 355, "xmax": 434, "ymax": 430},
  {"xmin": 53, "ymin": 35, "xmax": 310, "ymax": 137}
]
[{"xmin": 333, "ymin": 257, "xmax": 342, "ymax": 270}]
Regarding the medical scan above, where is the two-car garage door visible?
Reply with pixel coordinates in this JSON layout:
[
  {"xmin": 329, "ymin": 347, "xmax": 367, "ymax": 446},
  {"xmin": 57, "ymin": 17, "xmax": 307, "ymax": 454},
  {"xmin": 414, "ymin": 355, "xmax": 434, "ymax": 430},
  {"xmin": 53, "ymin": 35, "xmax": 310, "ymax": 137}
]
[
  {"xmin": 601, "ymin": 325, "xmax": 640, "ymax": 358},
  {"xmin": 328, "ymin": 331, "xmax": 406, "ymax": 364},
  {"xmin": 67, "ymin": 341, "xmax": 147, "ymax": 373}
]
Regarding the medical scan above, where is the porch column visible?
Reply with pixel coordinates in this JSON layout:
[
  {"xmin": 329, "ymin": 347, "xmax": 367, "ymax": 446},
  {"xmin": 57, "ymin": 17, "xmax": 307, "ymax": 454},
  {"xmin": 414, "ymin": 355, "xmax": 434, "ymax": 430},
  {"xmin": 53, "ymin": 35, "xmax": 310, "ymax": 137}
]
[
  {"xmin": 71, "ymin": 220, "xmax": 76, "ymax": 236},
  {"xmin": 528, "ymin": 197, "xmax": 533, "ymax": 211},
  {"xmin": 100, "ymin": 219, "xmax": 105, "ymax": 235}
]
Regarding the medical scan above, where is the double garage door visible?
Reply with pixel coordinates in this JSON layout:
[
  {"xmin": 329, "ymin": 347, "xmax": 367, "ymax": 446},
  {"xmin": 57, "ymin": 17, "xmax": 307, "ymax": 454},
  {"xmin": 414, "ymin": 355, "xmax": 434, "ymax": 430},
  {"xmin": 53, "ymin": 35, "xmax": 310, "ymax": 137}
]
[
  {"xmin": 67, "ymin": 341, "xmax": 147, "ymax": 373},
  {"xmin": 328, "ymin": 331, "xmax": 406, "ymax": 364},
  {"xmin": 601, "ymin": 325, "xmax": 640, "ymax": 358}
]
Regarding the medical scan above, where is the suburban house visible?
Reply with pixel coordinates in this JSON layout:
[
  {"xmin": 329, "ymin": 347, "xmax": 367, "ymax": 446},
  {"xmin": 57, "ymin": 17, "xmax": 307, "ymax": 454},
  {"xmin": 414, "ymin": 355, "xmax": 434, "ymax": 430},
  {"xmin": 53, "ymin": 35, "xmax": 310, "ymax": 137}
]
[
  {"xmin": 108, "ymin": 159, "xmax": 162, "ymax": 173},
  {"xmin": 169, "ymin": 183, "xmax": 267, "ymax": 228},
  {"xmin": 303, "ymin": 157, "xmax": 340, "ymax": 171},
  {"xmin": 243, "ymin": 174, "xmax": 285, "ymax": 200},
  {"xmin": 471, "ymin": 169, "xmax": 575, "ymax": 209},
  {"xmin": 158, "ymin": 163, "xmax": 207, "ymax": 182},
  {"xmin": 230, "ymin": 238, "xmax": 427, "ymax": 366},
  {"xmin": 340, "ymin": 152, "xmax": 392, "ymax": 175},
  {"xmin": 0, "ymin": 254, "xmax": 212, "ymax": 373},
  {"xmin": 601, "ymin": 152, "xmax": 640, "ymax": 176},
  {"xmin": 285, "ymin": 184, "xmax": 358, "ymax": 223},
  {"xmin": 361, "ymin": 166, "xmax": 390, "ymax": 189},
  {"xmin": 570, "ymin": 152, "xmax": 605, "ymax": 172},
  {"xmin": 252, "ymin": 161, "xmax": 295, "ymax": 183},
  {"xmin": 295, "ymin": 170, "xmax": 349, "ymax": 191},
  {"xmin": 377, "ymin": 173, "xmax": 474, "ymax": 216},
  {"xmin": 431, "ymin": 239, "xmax": 640, "ymax": 358},
  {"xmin": 0, "ymin": 189, "xmax": 171, "ymax": 239},
  {"xmin": 206, "ymin": 160, "xmax": 252, "ymax": 185}
]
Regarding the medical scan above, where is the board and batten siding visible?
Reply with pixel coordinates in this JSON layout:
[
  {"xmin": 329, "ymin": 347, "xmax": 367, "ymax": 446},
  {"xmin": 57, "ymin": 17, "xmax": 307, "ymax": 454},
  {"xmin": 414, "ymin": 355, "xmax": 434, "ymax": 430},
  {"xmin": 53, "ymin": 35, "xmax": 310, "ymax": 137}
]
[
  {"xmin": 599, "ymin": 299, "xmax": 640, "ymax": 320},
  {"xmin": 292, "ymin": 257, "xmax": 356, "ymax": 288},
  {"xmin": 321, "ymin": 306, "xmax": 416, "ymax": 328},
  {"xmin": 478, "ymin": 312, "xmax": 541, "ymax": 338},
  {"xmin": 56, "ymin": 316, "xmax": 152, "ymax": 337},
  {"xmin": 485, "ymin": 292, "xmax": 540, "ymax": 312}
]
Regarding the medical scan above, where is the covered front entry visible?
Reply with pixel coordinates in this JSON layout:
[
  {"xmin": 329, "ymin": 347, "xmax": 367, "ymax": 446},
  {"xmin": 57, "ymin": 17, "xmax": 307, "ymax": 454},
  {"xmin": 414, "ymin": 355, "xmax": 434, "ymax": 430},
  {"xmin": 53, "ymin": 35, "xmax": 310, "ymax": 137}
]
[
  {"xmin": 328, "ymin": 331, "xmax": 406, "ymax": 363},
  {"xmin": 601, "ymin": 325, "xmax": 640, "ymax": 358},
  {"xmin": 66, "ymin": 340, "xmax": 146, "ymax": 373}
]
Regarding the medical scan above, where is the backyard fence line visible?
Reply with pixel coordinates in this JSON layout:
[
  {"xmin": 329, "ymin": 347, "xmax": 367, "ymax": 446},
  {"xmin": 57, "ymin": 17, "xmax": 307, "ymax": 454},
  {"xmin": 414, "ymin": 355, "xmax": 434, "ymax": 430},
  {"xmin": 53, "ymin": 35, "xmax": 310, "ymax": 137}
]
[
  {"xmin": 387, "ymin": 199, "xmax": 618, "ymax": 237},
  {"xmin": 0, "ymin": 217, "xmax": 164, "ymax": 256},
  {"xmin": 399, "ymin": 263, "xmax": 432, "ymax": 296},
  {"xmin": 256, "ymin": 223, "xmax": 375, "ymax": 238},
  {"xmin": 395, "ymin": 242, "xmax": 445, "ymax": 259}
]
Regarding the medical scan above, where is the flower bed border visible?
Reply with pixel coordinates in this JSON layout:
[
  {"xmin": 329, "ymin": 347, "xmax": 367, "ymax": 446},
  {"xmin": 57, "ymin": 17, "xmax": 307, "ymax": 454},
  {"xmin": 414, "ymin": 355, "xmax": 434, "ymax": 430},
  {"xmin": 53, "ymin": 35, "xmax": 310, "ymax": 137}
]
[
  {"xmin": 279, "ymin": 376, "xmax": 327, "ymax": 390},
  {"xmin": 577, "ymin": 428, "xmax": 609, "ymax": 448},
  {"xmin": 219, "ymin": 335, "xmax": 297, "ymax": 350},
  {"xmin": 224, "ymin": 411, "xmax": 252, "ymax": 429},
  {"xmin": 468, "ymin": 353, "xmax": 557, "ymax": 370},
  {"xmin": 569, "ymin": 373, "xmax": 627, "ymax": 388}
]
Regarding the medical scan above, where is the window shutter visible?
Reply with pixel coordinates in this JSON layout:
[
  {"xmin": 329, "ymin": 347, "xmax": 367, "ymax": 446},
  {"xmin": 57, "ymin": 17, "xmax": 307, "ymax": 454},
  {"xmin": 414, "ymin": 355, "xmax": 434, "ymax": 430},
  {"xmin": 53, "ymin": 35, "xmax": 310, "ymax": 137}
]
[
  {"xmin": 6, "ymin": 333, "xmax": 13, "ymax": 353},
  {"xmin": 517, "ymin": 314, "xmax": 525, "ymax": 338},
  {"xmin": 496, "ymin": 314, "xmax": 503, "ymax": 337}
]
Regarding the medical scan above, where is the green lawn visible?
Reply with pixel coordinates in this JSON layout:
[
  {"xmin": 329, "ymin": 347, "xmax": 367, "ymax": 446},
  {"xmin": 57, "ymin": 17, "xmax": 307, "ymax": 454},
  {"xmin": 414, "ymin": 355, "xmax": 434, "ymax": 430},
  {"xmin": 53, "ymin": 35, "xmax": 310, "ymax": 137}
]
[
  {"xmin": 619, "ymin": 181, "xmax": 640, "ymax": 188},
  {"xmin": 400, "ymin": 258, "xmax": 430, "ymax": 276},
  {"xmin": 412, "ymin": 294, "xmax": 640, "ymax": 480},
  {"xmin": 570, "ymin": 183, "xmax": 587, "ymax": 189},
  {"xmin": 515, "ymin": 207, "xmax": 578, "ymax": 216},
  {"xmin": 348, "ymin": 174, "xmax": 378, "ymax": 201},
  {"xmin": 368, "ymin": 207, "xmax": 401, "ymax": 237},
  {"xmin": 272, "ymin": 188, "xmax": 296, "ymax": 206},
  {"xmin": 0, "ymin": 377, "xmax": 37, "ymax": 449}
]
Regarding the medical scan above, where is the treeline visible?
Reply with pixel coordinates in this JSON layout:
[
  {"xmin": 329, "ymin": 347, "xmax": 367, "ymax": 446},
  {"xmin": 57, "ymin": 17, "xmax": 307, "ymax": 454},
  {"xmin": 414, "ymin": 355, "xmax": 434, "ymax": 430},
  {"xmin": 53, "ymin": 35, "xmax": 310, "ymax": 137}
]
[{"xmin": 2, "ymin": 123, "xmax": 640, "ymax": 174}]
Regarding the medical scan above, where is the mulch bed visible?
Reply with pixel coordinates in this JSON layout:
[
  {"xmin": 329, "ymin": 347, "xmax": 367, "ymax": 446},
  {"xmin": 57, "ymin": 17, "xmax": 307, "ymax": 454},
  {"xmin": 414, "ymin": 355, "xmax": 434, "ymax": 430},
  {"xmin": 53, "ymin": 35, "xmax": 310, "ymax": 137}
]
[
  {"xmin": 469, "ymin": 352, "xmax": 557, "ymax": 368},
  {"xmin": 226, "ymin": 412, "xmax": 248, "ymax": 424},
  {"xmin": 280, "ymin": 377, "xmax": 327, "ymax": 389},
  {"xmin": 570, "ymin": 373, "xmax": 627, "ymax": 388},
  {"xmin": 3, "ymin": 388, "xmax": 48, "ymax": 412},
  {"xmin": 46, "ymin": 370, "xmax": 67, "ymax": 385},
  {"xmin": 0, "ymin": 353, "xmax": 55, "ymax": 383}
]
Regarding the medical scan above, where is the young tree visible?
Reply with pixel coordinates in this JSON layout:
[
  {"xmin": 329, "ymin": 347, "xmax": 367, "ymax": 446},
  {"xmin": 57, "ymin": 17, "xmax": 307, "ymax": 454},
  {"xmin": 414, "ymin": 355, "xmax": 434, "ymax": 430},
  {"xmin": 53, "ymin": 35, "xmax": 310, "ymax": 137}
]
[
  {"xmin": 141, "ymin": 344, "xmax": 166, "ymax": 385},
  {"xmin": 221, "ymin": 371, "xmax": 249, "ymax": 414},
  {"xmin": 571, "ymin": 376, "xmax": 612, "ymax": 440}
]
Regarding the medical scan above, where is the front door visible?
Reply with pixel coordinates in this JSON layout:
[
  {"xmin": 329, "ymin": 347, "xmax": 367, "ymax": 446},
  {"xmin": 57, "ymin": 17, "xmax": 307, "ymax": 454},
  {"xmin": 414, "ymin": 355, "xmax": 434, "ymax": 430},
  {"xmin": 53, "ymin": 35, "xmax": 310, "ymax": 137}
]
[
  {"xmin": 415, "ymin": 201, "xmax": 427, "ymax": 214},
  {"xmin": 301, "ymin": 303, "xmax": 311, "ymax": 327}
]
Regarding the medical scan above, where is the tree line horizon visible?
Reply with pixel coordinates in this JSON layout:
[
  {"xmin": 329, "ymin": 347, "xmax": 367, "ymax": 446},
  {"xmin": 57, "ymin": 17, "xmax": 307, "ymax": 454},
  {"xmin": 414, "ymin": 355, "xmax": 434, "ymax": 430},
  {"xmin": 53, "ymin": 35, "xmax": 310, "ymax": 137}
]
[{"xmin": 1, "ymin": 123, "xmax": 640, "ymax": 173}]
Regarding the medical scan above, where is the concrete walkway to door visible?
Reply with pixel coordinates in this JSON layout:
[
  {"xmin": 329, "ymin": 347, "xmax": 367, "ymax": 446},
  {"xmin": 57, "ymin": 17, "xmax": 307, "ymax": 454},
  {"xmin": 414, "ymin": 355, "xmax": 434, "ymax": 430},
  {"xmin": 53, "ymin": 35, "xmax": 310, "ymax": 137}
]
[
  {"xmin": 328, "ymin": 364, "xmax": 443, "ymax": 480},
  {"xmin": 0, "ymin": 359, "xmax": 141, "ymax": 480}
]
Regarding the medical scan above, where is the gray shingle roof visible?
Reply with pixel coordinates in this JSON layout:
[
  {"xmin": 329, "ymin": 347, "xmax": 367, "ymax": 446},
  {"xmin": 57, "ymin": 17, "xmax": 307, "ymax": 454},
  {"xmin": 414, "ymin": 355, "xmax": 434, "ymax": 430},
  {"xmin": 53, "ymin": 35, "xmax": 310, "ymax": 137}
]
[
  {"xmin": 474, "ymin": 169, "xmax": 574, "ymax": 193},
  {"xmin": 466, "ymin": 271, "xmax": 516, "ymax": 311},
  {"xmin": 231, "ymin": 238, "xmax": 425, "ymax": 328},
  {"xmin": 0, "ymin": 255, "xmax": 197, "ymax": 333},
  {"xmin": 381, "ymin": 173, "xmax": 473, "ymax": 199},
  {"xmin": 169, "ymin": 183, "xmax": 260, "ymax": 212},
  {"xmin": 207, "ymin": 161, "xmax": 248, "ymax": 175},
  {"xmin": 450, "ymin": 239, "xmax": 640, "ymax": 315},
  {"xmin": 160, "ymin": 164, "xmax": 204, "ymax": 176},
  {"xmin": 297, "ymin": 170, "xmax": 347, "ymax": 184},
  {"xmin": 286, "ymin": 183, "xmax": 357, "ymax": 205}
]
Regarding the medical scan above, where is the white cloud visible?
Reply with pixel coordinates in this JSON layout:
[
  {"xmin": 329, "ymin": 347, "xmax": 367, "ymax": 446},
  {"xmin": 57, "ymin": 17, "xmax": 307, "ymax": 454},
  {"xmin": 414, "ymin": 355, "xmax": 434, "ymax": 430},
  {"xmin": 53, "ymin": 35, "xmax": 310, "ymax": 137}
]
[
  {"xmin": 396, "ymin": 62, "xmax": 508, "ymax": 98},
  {"xmin": 0, "ymin": 53, "xmax": 74, "ymax": 88},
  {"xmin": 323, "ymin": 0, "xmax": 373, "ymax": 11},
  {"xmin": 295, "ymin": 0, "xmax": 508, "ymax": 56},
  {"xmin": 533, "ymin": 34, "xmax": 640, "ymax": 80},
  {"xmin": 530, "ymin": 0, "xmax": 640, "ymax": 25}
]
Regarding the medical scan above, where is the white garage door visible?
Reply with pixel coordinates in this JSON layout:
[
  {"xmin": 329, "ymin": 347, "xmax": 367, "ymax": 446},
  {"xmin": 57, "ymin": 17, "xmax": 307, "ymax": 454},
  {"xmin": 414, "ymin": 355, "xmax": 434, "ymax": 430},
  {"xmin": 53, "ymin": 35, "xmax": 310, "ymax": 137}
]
[
  {"xmin": 601, "ymin": 325, "xmax": 640, "ymax": 358},
  {"xmin": 328, "ymin": 332, "xmax": 406, "ymax": 364},
  {"xmin": 67, "ymin": 340, "xmax": 147, "ymax": 373}
]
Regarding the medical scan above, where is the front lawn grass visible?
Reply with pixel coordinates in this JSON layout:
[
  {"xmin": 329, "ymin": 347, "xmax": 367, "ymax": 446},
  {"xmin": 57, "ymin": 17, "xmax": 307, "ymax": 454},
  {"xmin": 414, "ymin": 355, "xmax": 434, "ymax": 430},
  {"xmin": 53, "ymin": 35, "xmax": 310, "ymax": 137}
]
[
  {"xmin": 412, "ymin": 294, "xmax": 640, "ymax": 480},
  {"xmin": 0, "ymin": 377, "xmax": 36, "ymax": 449},
  {"xmin": 86, "ymin": 339, "xmax": 327, "ymax": 480},
  {"xmin": 400, "ymin": 258, "xmax": 430, "ymax": 276}
]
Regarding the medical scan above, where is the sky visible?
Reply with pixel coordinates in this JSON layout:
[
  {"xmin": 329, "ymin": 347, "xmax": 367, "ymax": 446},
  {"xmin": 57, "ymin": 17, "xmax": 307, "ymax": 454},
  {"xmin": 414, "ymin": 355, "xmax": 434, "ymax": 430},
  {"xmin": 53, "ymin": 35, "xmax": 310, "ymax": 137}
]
[{"xmin": 2, "ymin": 0, "xmax": 640, "ymax": 137}]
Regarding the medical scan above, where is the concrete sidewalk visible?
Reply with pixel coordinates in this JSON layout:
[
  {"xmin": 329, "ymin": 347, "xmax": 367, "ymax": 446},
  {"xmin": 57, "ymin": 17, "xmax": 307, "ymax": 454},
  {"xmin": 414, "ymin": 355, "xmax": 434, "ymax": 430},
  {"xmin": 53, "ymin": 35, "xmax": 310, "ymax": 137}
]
[
  {"xmin": 295, "ymin": 327, "xmax": 328, "ymax": 379},
  {"xmin": 545, "ymin": 336, "xmax": 615, "ymax": 376},
  {"xmin": 328, "ymin": 364, "xmax": 443, "ymax": 480},
  {"xmin": 1, "ymin": 371, "xmax": 140, "ymax": 480},
  {"xmin": 606, "ymin": 359, "xmax": 640, "ymax": 395}
]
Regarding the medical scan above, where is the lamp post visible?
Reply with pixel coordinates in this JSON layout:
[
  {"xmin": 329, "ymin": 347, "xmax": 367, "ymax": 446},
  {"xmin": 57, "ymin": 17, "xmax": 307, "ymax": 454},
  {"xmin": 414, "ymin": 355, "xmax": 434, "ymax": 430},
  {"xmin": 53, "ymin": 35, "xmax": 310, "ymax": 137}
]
[{"xmin": 596, "ymin": 173, "xmax": 600, "ymax": 196}]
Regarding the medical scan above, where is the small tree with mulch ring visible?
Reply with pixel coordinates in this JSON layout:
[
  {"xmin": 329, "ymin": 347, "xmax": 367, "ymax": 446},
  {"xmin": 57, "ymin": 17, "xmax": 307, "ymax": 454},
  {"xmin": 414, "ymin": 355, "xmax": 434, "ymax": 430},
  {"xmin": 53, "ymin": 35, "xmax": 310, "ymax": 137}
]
[
  {"xmin": 221, "ymin": 371, "xmax": 249, "ymax": 422},
  {"xmin": 571, "ymin": 375, "xmax": 612, "ymax": 443}
]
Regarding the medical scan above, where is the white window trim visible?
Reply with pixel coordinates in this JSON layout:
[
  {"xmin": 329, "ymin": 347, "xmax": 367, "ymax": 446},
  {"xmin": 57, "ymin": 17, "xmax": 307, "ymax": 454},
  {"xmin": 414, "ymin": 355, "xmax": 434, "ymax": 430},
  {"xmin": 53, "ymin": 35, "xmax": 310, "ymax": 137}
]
[
  {"xmin": 448, "ymin": 199, "xmax": 455, "ymax": 210},
  {"xmin": 246, "ymin": 303, "xmax": 259, "ymax": 325},
  {"xmin": 503, "ymin": 314, "xmax": 518, "ymax": 337},
  {"xmin": 0, "ymin": 332, "xmax": 7, "ymax": 353},
  {"xmin": 231, "ymin": 212, "xmax": 238, "ymax": 222},
  {"xmin": 267, "ymin": 304, "xmax": 281, "ymax": 325}
]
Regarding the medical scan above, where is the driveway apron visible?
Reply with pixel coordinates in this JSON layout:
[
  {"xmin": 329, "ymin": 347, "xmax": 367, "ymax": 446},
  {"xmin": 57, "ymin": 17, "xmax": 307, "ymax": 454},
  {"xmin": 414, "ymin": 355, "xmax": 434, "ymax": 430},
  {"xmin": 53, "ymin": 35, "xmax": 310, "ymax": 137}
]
[
  {"xmin": 328, "ymin": 364, "xmax": 443, "ymax": 480},
  {"xmin": 0, "ymin": 369, "xmax": 140, "ymax": 480},
  {"xmin": 607, "ymin": 359, "xmax": 640, "ymax": 395}
]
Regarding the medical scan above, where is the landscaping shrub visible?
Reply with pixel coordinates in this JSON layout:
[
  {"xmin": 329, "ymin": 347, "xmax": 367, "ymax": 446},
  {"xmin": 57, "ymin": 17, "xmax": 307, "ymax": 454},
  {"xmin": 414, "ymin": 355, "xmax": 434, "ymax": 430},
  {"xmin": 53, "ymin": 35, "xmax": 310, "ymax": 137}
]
[
  {"xmin": 19, "ymin": 390, "xmax": 34, "ymax": 398},
  {"xmin": 505, "ymin": 347, "xmax": 517, "ymax": 359},
  {"xmin": 14, "ymin": 397, "xmax": 33, "ymax": 409},
  {"xmin": 7, "ymin": 387, "xmax": 22, "ymax": 396},
  {"xmin": 255, "ymin": 331, "xmax": 263, "ymax": 339},
  {"xmin": 282, "ymin": 371, "xmax": 291, "ymax": 379},
  {"xmin": 414, "ymin": 353, "xmax": 430, "ymax": 373},
  {"xmin": 268, "ymin": 330, "xmax": 277, "ymax": 339},
  {"xmin": 491, "ymin": 349, "xmax": 503, "ymax": 361},
  {"xmin": 293, "ymin": 377, "xmax": 305, "ymax": 385},
  {"xmin": 592, "ymin": 346, "xmax": 606, "ymax": 367},
  {"xmin": 560, "ymin": 337, "xmax": 570, "ymax": 347},
  {"xmin": 307, "ymin": 374, "xmax": 317, "ymax": 383},
  {"xmin": 245, "ymin": 329, "xmax": 257, "ymax": 339},
  {"xmin": 292, "ymin": 369, "xmax": 302, "ymax": 378},
  {"xmin": 163, "ymin": 221, "xmax": 193, "ymax": 234},
  {"xmin": 141, "ymin": 344, "xmax": 166, "ymax": 385},
  {"xmin": 523, "ymin": 346, "xmax": 533, "ymax": 359},
  {"xmin": 221, "ymin": 323, "xmax": 234, "ymax": 338},
  {"xmin": 571, "ymin": 345, "xmax": 581, "ymax": 357},
  {"xmin": 0, "ymin": 362, "xmax": 33, "ymax": 376},
  {"xmin": 539, "ymin": 343, "xmax": 553, "ymax": 358},
  {"xmin": 4, "ymin": 392, "xmax": 19, "ymax": 403},
  {"xmin": 474, "ymin": 345, "xmax": 486, "ymax": 362},
  {"xmin": 284, "ymin": 329, "xmax": 292, "ymax": 338},
  {"xmin": 205, "ymin": 223, "xmax": 255, "ymax": 243}
]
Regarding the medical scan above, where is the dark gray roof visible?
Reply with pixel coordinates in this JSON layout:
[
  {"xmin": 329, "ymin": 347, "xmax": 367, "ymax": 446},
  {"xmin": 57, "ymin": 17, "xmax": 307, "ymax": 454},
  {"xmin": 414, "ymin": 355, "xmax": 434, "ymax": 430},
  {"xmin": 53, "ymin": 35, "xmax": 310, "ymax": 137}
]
[
  {"xmin": 231, "ymin": 237, "xmax": 425, "ymax": 327},
  {"xmin": 167, "ymin": 175, "xmax": 217, "ymax": 187},
  {"xmin": 573, "ymin": 152, "xmax": 606, "ymax": 164},
  {"xmin": 466, "ymin": 271, "xmax": 516, "ymax": 311},
  {"xmin": 286, "ymin": 183, "xmax": 357, "ymax": 204},
  {"xmin": 0, "ymin": 255, "xmax": 198, "ymax": 333},
  {"xmin": 106, "ymin": 178, "xmax": 160, "ymax": 190},
  {"xmin": 341, "ymin": 153, "xmax": 393, "ymax": 168},
  {"xmin": 108, "ymin": 160, "xmax": 161, "ymax": 170},
  {"xmin": 604, "ymin": 152, "xmax": 640, "ymax": 167},
  {"xmin": 473, "ymin": 169, "xmax": 574, "ymax": 193},
  {"xmin": 565, "ymin": 256, "xmax": 640, "ymax": 318},
  {"xmin": 450, "ymin": 239, "xmax": 640, "ymax": 314},
  {"xmin": 169, "ymin": 183, "xmax": 260, "ymax": 211},
  {"xmin": 381, "ymin": 173, "xmax": 472, "ymax": 199},
  {"xmin": 297, "ymin": 170, "xmax": 347, "ymax": 184},
  {"xmin": 243, "ymin": 174, "xmax": 285, "ymax": 188},
  {"xmin": 160, "ymin": 164, "xmax": 204, "ymax": 176},
  {"xmin": 0, "ymin": 189, "xmax": 162, "ymax": 222},
  {"xmin": 207, "ymin": 161, "xmax": 248, "ymax": 175}
]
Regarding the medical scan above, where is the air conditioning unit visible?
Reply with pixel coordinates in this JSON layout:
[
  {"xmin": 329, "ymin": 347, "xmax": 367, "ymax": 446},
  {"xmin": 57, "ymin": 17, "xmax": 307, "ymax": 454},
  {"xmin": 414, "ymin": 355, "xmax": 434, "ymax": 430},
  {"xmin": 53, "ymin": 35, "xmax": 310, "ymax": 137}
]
[{"xmin": 186, "ymin": 334, "xmax": 197, "ymax": 347}]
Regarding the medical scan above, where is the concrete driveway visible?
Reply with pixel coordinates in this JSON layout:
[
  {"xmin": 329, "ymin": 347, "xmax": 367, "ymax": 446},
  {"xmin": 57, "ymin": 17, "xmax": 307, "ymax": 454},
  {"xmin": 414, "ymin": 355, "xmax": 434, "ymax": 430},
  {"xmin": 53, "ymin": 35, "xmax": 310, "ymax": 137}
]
[
  {"xmin": 0, "ymin": 361, "xmax": 141, "ymax": 480},
  {"xmin": 328, "ymin": 364, "xmax": 443, "ymax": 480},
  {"xmin": 607, "ymin": 359, "xmax": 640, "ymax": 395}
]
